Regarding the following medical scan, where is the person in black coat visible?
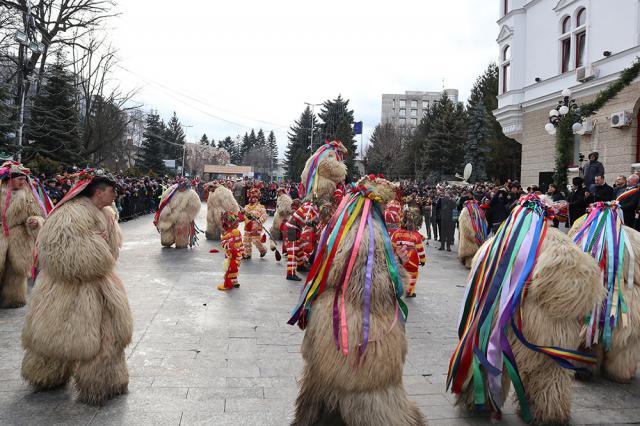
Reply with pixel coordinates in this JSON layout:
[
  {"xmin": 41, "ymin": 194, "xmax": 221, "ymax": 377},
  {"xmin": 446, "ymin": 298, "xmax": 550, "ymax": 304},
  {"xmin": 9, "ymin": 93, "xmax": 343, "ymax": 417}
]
[
  {"xmin": 616, "ymin": 174, "xmax": 640, "ymax": 228},
  {"xmin": 586, "ymin": 175, "xmax": 615, "ymax": 204},
  {"xmin": 437, "ymin": 192, "xmax": 456, "ymax": 251},
  {"xmin": 583, "ymin": 152, "xmax": 605, "ymax": 192},
  {"xmin": 486, "ymin": 189, "xmax": 509, "ymax": 235},
  {"xmin": 568, "ymin": 177, "xmax": 588, "ymax": 226},
  {"xmin": 547, "ymin": 183, "xmax": 565, "ymax": 228}
]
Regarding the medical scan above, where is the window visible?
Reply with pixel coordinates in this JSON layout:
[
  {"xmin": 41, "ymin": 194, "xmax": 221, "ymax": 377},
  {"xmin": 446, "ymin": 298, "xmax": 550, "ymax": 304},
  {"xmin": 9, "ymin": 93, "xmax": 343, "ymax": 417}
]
[
  {"xmin": 392, "ymin": 99, "xmax": 396, "ymax": 107},
  {"xmin": 411, "ymin": 100, "xmax": 418, "ymax": 108},
  {"xmin": 572, "ymin": 134, "xmax": 581, "ymax": 167},
  {"xmin": 411, "ymin": 109, "xmax": 417, "ymax": 117},
  {"xmin": 399, "ymin": 99, "xmax": 406, "ymax": 107},
  {"xmin": 576, "ymin": 8, "xmax": 586, "ymax": 27},
  {"xmin": 503, "ymin": 0, "xmax": 509, "ymax": 16},
  {"xmin": 399, "ymin": 117, "xmax": 406, "ymax": 126},
  {"xmin": 399, "ymin": 108, "xmax": 406, "ymax": 116},
  {"xmin": 501, "ymin": 45, "xmax": 511, "ymax": 94},
  {"xmin": 576, "ymin": 30, "xmax": 586, "ymax": 68},
  {"xmin": 561, "ymin": 38, "xmax": 571, "ymax": 73},
  {"xmin": 411, "ymin": 118, "xmax": 417, "ymax": 126},
  {"xmin": 422, "ymin": 100, "xmax": 429, "ymax": 109},
  {"xmin": 561, "ymin": 16, "xmax": 571, "ymax": 34},
  {"xmin": 392, "ymin": 108, "xmax": 395, "ymax": 115}
]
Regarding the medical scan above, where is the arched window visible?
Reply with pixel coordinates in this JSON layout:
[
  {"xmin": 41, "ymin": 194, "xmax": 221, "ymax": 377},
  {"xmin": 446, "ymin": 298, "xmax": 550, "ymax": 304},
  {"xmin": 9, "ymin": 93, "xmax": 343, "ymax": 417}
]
[
  {"xmin": 561, "ymin": 16, "xmax": 571, "ymax": 34},
  {"xmin": 576, "ymin": 7, "xmax": 586, "ymax": 27},
  {"xmin": 501, "ymin": 45, "xmax": 511, "ymax": 93}
]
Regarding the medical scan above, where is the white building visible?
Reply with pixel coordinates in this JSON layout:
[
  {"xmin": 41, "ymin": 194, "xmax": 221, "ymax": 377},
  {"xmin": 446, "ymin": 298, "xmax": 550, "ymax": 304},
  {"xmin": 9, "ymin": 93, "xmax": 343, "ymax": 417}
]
[
  {"xmin": 381, "ymin": 90, "xmax": 459, "ymax": 128},
  {"xmin": 493, "ymin": 0, "xmax": 640, "ymax": 188}
]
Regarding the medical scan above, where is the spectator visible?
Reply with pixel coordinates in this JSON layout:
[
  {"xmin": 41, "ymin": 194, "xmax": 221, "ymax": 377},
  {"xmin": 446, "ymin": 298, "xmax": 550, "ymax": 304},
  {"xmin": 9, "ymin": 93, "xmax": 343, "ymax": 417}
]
[
  {"xmin": 486, "ymin": 189, "xmax": 509, "ymax": 235},
  {"xmin": 613, "ymin": 175, "xmax": 628, "ymax": 197},
  {"xmin": 586, "ymin": 174, "xmax": 615, "ymax": 203},
  {"xmin": 568, "ymin": 177, "xmax": 588, "ymax": 227},
  {"xmin": 583, "ymin": 152, "xmax": 605, "ymax": 191},
  {"xmin": 617, "ymin": 174, "xmax": 640, "ymax": 227},
  {"xmin": 437, "ymin": 191, "xmax": 456, "ymax": 251}
]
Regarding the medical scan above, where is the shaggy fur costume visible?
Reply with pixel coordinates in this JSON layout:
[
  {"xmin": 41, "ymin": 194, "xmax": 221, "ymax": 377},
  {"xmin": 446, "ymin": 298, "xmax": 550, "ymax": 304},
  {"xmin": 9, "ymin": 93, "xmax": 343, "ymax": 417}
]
[
  {"xmin": 0, "ymin": 183, "xmax": 45, "ymax": 308},
  {"xmin": 291, "ymin": 177, "xmax": 425, "ymax": 426},
  {"xmin": 157, "ymin": 188, "xmax": 201, "ymax": 248},
  {"xmin": 206, "ymin": 186, "xmax": 239, "ymax": 241},
  {"xmin": 456, "ymin": 228, "xmax": 604, "ymax": 424},
  {"xmin": 457, "ymin": 206, "xmax": 487, "ymax": 269},
  {"xmin": 569, "ymin": 217, "xmax": 640, "ymax": 383},
  {"xmin": 300, "ymin": 148, "xmax": 346, "ymax": 204},
  {"xmin": 21, "ymin": 196, "xmax": 133, "ymax": 405},
  {"xmin": 270, "ymin": 193, "xmax": 292, "ymax": 240}
]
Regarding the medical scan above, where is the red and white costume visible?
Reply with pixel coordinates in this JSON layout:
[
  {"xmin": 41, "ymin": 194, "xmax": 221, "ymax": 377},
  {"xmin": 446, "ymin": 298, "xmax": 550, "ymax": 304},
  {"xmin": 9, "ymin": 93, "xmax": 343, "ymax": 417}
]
[{"xmin": 391, "ymin": 229, "xmax": 426, "ymax": 297}]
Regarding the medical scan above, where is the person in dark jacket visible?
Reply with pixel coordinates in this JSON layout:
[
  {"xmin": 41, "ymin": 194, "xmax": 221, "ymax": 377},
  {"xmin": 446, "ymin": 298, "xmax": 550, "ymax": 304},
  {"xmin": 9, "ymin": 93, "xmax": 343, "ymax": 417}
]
[
  {"xmin": 568, "ymin": 177, "xmax": 588, "ymax": 226},
  {"xmin": 616, "ymin": 174, "xmax": 640, "ymax": 228},
  {"xmin": 583, "ymin": 152, "xmax": 605, "ymax": 192},
  {"xmin": 437, "ymin": 192, "xmax": 456, "ymax": 251},
  {"xmin": 547, "ymin": 183, "xmax": 565, "ymax": 228},
  {"xmin": 586, "ymin": 175, "xmax": 615, "ymax": 203},
  {"xmin": 486, "ymin": 189, "xmax": 509, "ymax": 235}
]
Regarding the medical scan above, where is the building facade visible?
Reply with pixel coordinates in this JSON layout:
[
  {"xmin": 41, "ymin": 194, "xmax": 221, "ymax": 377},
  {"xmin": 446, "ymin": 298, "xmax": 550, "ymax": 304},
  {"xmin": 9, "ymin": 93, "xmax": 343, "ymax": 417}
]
[
  {"xmin": 494, "ymin": 0, "xmax": 640, "ymax": 188},
  {"xmin": 381, "ymin": 89, "xmax": 459, "ymax": 128}
]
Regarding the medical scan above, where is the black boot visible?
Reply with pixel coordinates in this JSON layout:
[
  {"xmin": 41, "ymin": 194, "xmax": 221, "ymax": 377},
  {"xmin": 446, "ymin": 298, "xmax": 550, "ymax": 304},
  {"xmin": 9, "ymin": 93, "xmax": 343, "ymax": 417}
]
[{"xmin": 286, "ymin": 274, "xmax": 302, "ymax": 281}]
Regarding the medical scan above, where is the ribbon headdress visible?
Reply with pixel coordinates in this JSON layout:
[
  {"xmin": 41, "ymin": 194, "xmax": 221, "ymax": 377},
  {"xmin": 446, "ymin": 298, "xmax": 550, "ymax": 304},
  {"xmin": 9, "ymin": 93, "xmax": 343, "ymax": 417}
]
[
  {"xmin": 464, "ymin": 199, "xmax": 488, "ymax": 246},
  {"xmin": 301, "ymin": 140, "xmax": 347, "ymax": 200},
  {"xmin": 1, "ymin": 161, "xmax": 52, "ymax": 236},
  {"xmin": 446, "ymin": 194, "xmax": 596, "ymax": 423},
  {"xmin": 288, "ymin": 175, "xmax": 407, "ymax": 360},
  {"xmin": 572, "ymin": 201, "xmax": 635, "ymax": 350},
  {"xmin": 49, "ymin": 168, "xmax": 116, "ymax": 215}
]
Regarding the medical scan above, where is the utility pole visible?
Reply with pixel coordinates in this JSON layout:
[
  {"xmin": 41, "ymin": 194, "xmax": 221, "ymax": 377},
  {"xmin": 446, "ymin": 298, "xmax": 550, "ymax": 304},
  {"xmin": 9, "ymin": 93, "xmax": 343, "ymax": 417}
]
[
  {"xmin": 304, "ymin": 102, "xmax": 321, "ymax": 154},
  {"xmin": 180, "ymin": 124, "xmax": 193, "ymax": 177}
]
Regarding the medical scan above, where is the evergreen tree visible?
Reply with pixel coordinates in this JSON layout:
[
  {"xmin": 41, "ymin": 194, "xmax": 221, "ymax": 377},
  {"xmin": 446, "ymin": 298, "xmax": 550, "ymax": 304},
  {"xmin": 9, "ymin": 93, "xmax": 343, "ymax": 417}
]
[
  {"xmin": 219, "ymin": 135, "xmax": 242, "ymax": 164},
  {"xmin": 164, "ymin": 111, "xmax": 186, "ymax": 160},
  {"xmin": 199, "ymin": 133, "xmax": 210, "ymax": 146},
  {"xmin": 137, "ymin": 112, "xmax": 167, "ymax": 174},
  {"xmin": 267, "ymin": 130, "xmax": 278, "ymax": 166},
  {"xmin": 285, "ymin": 106, "xmax": 317, "ymax": 181},
  {"xmin": 317, "ymin": 95, "xmax": 358, "ymax": 179},
  {"xmin": 255, "ymin": 129, "xmax": 266, "ymax": 148},
  {"xmin": 240, "ymin": 132, "xmax": 253, "ymax": 161},
  {"xmin": 26, "ymin": 59, "xmax": 82, "ymax": 164},
  {"xmin": 464, "ymin": 102, "xmax": 490, "ymax": 182},
  {"xmin": 468, "ymin": 63, "xmax": 521, "ymax": 182}
]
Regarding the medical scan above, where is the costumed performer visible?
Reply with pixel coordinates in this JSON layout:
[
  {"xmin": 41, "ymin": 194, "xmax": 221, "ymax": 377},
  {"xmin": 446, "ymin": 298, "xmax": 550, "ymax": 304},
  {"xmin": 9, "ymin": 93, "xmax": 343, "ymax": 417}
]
[
  {"xmin": 270, "ymin": 188, "xmax": 292, "ymax": 241},
  {"xmin": 457, "ymin": 199, "xmax": 489, "ymax": 269},
  {"xmin": 206, "ymin": 183, "xmax": 239, "ymax": 241},
  {"xmin": 448, "ymin": 194, "xmax": 604, "ymax": 424},
  {"xmin": 154, "ymin": 178, "xmax": 201, "ymax": 248},
  {"xmin": 217, "ymin": 211, "xmax": 244, "ymax": 291},
  {"xmin": 0, "ymin": 161, "xmax": 49, "ymax": 308},
  {"xmin": 21, "ymin": 169, "xmax": 133, "ymax": 405},
  {"xmin": 288, "ymin": 175, "xmax": 425, "ymax": 425},
  {"xmin": 569, "ymin": 201, "xmax": 640, "ymax": 382},
  {"xmin": 391, "ymin": 208, "xmax": 426, "ymax": 298},
  {"xmin": 242, "ymin": 187, "xmax": 267, "ymax": 259}
]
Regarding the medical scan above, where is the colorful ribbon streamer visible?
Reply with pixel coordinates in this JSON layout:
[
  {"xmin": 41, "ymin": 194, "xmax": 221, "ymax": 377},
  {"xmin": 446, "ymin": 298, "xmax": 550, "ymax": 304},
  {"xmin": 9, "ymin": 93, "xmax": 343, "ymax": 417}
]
[{"xmin": 464, "ymin": 200, "xmax": 488, "ymax": 246}]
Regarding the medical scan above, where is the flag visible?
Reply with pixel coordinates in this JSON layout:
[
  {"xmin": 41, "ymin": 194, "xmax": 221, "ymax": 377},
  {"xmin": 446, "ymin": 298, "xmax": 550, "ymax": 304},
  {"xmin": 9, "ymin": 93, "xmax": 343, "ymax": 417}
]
[{"xmin": 353, "ymin": 121, "xmax": 363, "ymax": 135}]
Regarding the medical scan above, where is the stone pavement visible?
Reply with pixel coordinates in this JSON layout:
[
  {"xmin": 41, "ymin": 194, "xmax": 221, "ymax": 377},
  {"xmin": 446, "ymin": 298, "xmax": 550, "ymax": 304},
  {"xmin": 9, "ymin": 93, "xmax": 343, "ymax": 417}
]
[{"xmin": 1, "ymin": 205, "xmax": 639, "ymax": 425}]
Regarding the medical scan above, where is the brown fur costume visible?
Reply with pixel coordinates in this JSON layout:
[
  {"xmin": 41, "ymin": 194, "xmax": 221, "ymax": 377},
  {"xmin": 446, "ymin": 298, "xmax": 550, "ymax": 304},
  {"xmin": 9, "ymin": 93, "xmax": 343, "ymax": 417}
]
[
  {"xmin": 21, "ymin": 196, "xmax": 133, "ymax": 405},
  {"xmin": 0, "ymin": 183, "xmax": 45, "ymax": 308},
  {"xmin": 568, "ymin": 217, "xmax": 640, "ymax": 383},
  {"xmin": 291, "ymin": 177, "xmax": 425, "ymax": 426},
  {"xmin": 457, "ymin": 227, "xmax": 604, "ymax": 424},
  {"xmin": 157, "ymin": 188, "xmax": 201, "ymax": 248},
  {"xmin": 457, "ymin": 207, "xmax": 482, "ymax": 269},
  {"xmin": 299, "ymin": 144, "xmax": 347, "ymax": 204},
  {"xmin": 270, "ymin": 193, "xmax": 292, "ymax": 240},
  {"xmin": 206, "ymin": 186, "xmax": 239, "ymax": 240}
]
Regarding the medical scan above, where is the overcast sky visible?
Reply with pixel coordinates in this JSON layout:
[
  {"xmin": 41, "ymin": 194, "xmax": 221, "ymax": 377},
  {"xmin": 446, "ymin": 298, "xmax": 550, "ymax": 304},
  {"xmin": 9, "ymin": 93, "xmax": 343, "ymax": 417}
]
[{"xmin": 110, "ymin": 0, "xmax": 499, "ymax": 157}]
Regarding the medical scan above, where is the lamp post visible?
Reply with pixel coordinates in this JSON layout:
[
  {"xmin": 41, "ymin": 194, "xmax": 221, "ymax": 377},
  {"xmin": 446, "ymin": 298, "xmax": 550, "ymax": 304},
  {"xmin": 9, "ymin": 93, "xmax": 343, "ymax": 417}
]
[
  {"xmin": 544, "ymin": 88, "xmax": 586, "ymax": 136},
  {"xmin": 304, "ymin": 102, "xmax": 322, "ymax": 153}
]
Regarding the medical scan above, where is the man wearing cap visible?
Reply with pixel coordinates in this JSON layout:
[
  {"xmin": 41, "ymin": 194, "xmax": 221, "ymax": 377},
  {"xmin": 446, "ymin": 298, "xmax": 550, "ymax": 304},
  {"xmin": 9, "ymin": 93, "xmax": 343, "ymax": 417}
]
[
  {"xmin": 21, "ymin": 169, "xmax": 133, "ymax": 405},
  {"xmin": 0, "ymin": 161, "xmax": 47, "ymax": 308}
]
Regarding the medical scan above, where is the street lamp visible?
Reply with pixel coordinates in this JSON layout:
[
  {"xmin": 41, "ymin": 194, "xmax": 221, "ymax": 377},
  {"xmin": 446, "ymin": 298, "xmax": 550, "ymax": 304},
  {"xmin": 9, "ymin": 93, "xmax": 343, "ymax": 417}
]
[
  {"xmin": 304, "ymin": 102, "xmax": 322, "ymax": 153},
  {"xmin": 545, "ymin": 88, "xmax": 586, "ymax": 136}
]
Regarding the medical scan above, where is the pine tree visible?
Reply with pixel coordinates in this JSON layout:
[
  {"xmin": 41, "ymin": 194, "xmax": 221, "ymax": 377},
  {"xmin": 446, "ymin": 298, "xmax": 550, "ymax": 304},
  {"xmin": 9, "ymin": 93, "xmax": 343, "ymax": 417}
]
[
  {"xmin": 464, "ymin": 102, "xmax": 490, "ymax": 182},
  {"xmin": 255, "ymin": 129, "xmax": 266, "ymax": 148},
  {"xmin": 240, "ymin": 132, "xmax": 253, "ymax": 161},
  {"xmin": 27, "ymin": 58, "xmax": 82, "ymax": 164},
  {"xmin": 468, "ymin": 63, "xmax": 521, "ymax": 182},
  {"xmin": 219, "ymin": 135, "xmax": 242, "ymax": 164},
  {"xmin": 267, "ymin": 130, "xmax": 278, "ymax": 166},
  {"xmin": 285, "ymin": 106, "xmax": 317, "ymax": 181},
  {"xmin": 317, "ymin": 95, "xmax": 358, "ymax": 179},
  {"xmin": 199, "ymin": 133, "xmax": 210, "ymax": 146},
  {"xmin": 137, "ymin": 112, "xmax": 167, "ymax": 174},
  {"xmin": 164, "ymin": 111, "xmax": 186, "ymax": 160}
]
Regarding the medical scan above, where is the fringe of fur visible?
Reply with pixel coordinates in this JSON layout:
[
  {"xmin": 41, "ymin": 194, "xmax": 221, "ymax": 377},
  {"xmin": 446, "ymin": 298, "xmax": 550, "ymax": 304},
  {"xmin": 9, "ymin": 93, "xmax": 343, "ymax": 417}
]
[
  {"xmin": 300, "ymin": 151, "xmax": 346, "ymax": 203},
  {"xmin": 457, "ymin": 208, "xmax": 480, "ymax": 269},
  {"xmin": 206, "ymin": 187, "xmax": 238, "ymax": 240},
  {"xmin": 270, "ymin": 194, "xmax": 292, "ymax": 240}
]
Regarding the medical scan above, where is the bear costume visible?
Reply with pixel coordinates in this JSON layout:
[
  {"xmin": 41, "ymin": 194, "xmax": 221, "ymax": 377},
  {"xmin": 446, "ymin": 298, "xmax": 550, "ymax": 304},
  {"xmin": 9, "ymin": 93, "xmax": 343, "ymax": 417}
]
[
  {"xmin": 288, "ymin": 176, "xmax": 425, "ymax": 426},
  {"xmin": 457, "ymin": 199, "xmax": 488, "ymax": 269},
  {"xmin": 21, "ymin": 170, "xmax": 133, "ymax": 405},
  {"xmin": 270, "ymin": 191, "xmax": 293, "ymax": 241},
  {"xmin": 206, "ymin": 185, "xmax": 239, "ymax": 241},
  {"xmin": 154, "ymin": 179, "xmax": 201, "ymax": 248}
]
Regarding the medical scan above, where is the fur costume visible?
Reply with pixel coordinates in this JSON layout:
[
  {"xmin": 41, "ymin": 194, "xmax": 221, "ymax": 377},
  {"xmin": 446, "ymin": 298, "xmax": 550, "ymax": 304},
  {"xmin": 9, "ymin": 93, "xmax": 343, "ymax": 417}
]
[
  {"xmin": 449, "ymin": 195, "xmax": 604, "ymax": 424},
  {"xmin": 218, "ymin": 211, "xmax": 244, "ymax": 291},
  {"xmin": 288, "ymin": 176, "xmax": 425, "ymax": 426},
  {"xmin": 569, "ymin": 203, "xmax": 640, "ymax": 383},
  {"xmin": 21, "ymin": 186, "xmax": 133, "ymax": 405},
  {"xmin": 155, "ymin": 183, "xmax": 201, "ymax": 248},
  {"xmin": 206, "ymin": 186, "xmax": 239, "ymax": 241},
  {"xmin": 0, "ymin": 162, "xmax": 47, "ymax": 308},
  {"xmin": 457, "ymin": 200, "xmax": 488, "ymax": 269},
  {"xmin": 270, "ymin": 193, "xmax": 293, "ymax": 241}
]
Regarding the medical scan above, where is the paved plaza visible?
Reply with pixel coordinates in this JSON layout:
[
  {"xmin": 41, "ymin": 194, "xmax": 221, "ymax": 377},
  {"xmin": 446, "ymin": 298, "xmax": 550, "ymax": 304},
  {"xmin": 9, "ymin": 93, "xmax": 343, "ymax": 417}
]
[{"xmin": 1, "ymin": 206, "xmax": 640, "ymax": 425}]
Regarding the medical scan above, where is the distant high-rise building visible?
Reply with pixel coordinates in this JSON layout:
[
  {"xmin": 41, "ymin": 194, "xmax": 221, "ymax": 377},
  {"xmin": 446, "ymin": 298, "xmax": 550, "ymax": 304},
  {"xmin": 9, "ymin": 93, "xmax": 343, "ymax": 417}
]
[{"xmin": 381, "ymin": 89, "xmax": 459, "ymax": 128}]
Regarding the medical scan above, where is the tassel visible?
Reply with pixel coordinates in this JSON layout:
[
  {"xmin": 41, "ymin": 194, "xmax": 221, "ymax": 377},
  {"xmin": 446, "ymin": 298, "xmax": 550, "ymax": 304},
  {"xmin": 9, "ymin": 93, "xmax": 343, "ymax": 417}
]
[
  {"xmin": 209, "ymin": 249, "xmax": 220, "ymax": 253},
  {"xmin": 261, "ymin": 233, "xmax": 267, "ymax": 244},
  {"xmin": 269, "ymin": 240, "xmax": 276, "ymax": 251}
]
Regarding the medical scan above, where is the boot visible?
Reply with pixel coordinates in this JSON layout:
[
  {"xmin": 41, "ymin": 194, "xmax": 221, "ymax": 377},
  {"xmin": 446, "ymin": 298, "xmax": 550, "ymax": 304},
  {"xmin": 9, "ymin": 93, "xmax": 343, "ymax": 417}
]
[
  {"xmin": 286, "ymin": 274, "xmax": 302, "ymax": 282},
  {"xmin": 217, "ymin": 284, "xmax": 232, "ymax": 291}
]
